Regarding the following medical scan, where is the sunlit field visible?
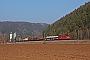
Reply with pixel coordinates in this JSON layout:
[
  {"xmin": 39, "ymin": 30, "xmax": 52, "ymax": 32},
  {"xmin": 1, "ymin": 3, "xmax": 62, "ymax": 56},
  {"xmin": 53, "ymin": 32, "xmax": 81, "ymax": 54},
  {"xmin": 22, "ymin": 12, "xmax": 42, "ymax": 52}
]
[{"xmin": 0, "ymin": 43, "xmax": 90, "ymax": 60}]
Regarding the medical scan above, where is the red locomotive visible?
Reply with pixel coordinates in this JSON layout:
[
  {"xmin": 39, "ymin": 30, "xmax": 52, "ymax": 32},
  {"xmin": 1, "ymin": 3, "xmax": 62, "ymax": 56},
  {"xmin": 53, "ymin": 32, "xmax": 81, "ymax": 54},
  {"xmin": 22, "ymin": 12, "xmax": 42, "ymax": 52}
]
[{"xmin": 58, "ymin": 36, "xmax": 70, "ymax": 40}]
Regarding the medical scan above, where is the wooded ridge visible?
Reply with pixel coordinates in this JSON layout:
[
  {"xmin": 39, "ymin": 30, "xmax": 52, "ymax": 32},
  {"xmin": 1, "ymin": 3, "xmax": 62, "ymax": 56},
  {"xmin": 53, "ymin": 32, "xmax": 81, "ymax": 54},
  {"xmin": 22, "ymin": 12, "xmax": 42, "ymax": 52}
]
[
  {"xmin": 43, "ymin": 2, "xmax": 90, "ymax": 40},
  {"xmin": 0, "ymin": 21, "xmax": 48, "ymax": 37}
]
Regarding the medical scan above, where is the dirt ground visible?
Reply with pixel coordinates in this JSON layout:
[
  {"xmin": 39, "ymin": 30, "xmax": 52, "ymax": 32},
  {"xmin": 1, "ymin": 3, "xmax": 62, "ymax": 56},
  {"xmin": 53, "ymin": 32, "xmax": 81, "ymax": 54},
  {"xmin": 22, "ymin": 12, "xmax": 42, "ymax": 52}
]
[{"xmin": 0, "ymin": 43, "xmax": 90, "ymax": 60}]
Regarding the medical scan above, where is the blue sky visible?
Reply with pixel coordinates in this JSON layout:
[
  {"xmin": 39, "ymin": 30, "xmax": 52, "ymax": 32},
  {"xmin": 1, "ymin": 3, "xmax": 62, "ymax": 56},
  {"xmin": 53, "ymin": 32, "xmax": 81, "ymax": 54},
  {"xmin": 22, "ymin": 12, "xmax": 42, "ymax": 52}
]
[{"xmin": 0, "ymin": 0, "xmax": 90, "ymax": 24}]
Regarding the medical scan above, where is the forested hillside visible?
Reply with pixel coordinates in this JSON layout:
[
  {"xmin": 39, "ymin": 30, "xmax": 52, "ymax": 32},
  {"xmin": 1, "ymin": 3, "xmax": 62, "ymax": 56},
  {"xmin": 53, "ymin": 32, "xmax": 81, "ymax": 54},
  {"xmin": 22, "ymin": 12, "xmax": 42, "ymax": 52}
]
[
  {"xmin": 43, "ymin": 2, "xmax": 90, "ymax": 40},
  {"xmin": 0, "ymin": 21, "xmax": 48, "ymax": 37}
]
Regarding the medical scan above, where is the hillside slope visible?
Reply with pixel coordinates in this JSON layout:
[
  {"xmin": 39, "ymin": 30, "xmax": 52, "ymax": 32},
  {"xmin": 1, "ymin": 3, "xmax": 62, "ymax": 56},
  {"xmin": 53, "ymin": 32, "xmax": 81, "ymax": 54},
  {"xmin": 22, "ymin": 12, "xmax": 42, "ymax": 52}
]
[
  {"xmin": 0, "ymin": 21, "xmax": 48, "ymax": 37},
  {"xmin": 43, "ymin": 2, "xmax": 90, "ymax": 39}
]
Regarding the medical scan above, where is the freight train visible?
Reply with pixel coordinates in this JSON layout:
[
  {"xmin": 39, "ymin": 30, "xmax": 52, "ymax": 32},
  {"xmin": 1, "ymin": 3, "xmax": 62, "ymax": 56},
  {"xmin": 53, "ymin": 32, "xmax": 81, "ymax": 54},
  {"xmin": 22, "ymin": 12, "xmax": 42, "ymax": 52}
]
[{"xmin": 22, "ymin": 35, "xmax": 70, "ymax": 41}]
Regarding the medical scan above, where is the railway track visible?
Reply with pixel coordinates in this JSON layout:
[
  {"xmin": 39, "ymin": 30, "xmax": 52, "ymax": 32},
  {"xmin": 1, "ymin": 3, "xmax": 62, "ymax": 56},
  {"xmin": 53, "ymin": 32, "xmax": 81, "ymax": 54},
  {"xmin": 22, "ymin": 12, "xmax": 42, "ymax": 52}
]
[{"xmin": 15, "ymin": 40, "xmax": 90, "ymax": 44}]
